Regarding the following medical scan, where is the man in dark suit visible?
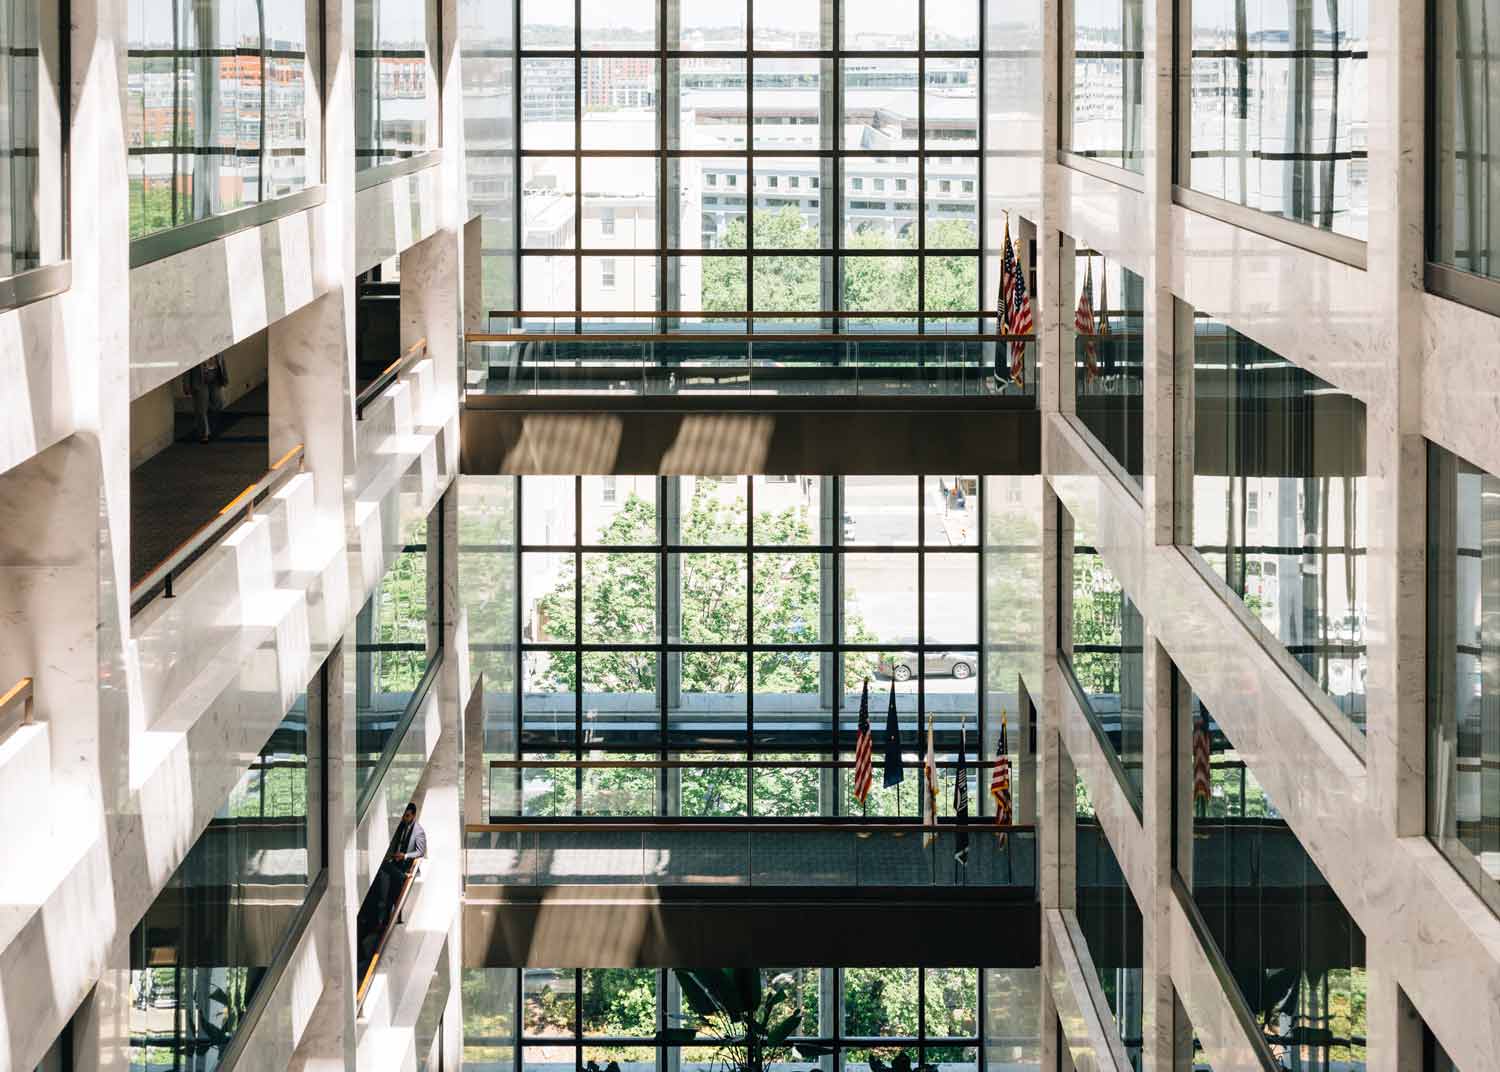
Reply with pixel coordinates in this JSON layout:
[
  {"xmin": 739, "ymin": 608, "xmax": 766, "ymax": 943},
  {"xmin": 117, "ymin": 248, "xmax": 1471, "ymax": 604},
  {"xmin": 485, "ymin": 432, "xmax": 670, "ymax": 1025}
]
[{"xmin": 373, "ymin": 801, "xmax": 426, "ymax": 929}]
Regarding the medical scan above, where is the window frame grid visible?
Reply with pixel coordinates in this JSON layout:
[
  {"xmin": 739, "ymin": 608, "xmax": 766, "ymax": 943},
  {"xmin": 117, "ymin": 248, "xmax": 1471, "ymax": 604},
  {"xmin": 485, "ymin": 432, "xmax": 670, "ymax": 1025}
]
[
  {"xmin": 507, "ymin": 968, "xmax": 988, "ymax": 1071},
  {"xmin": 507, "ymin": 476, "xmax": 989, "ymax": 820},
  {"xmin": 515, "ymin": 0, "xmax": 984, "ymax": 329}
]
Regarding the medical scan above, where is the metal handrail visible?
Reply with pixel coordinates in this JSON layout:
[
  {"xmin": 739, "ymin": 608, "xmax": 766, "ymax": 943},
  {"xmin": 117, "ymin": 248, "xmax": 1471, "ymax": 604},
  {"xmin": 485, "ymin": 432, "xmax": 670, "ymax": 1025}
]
[
  {"xmin": 129, "ymin": 444, "xmax": 306, "ymax": 616},
  {"xmin": 486, "ymin": 309, "xmax": 1015, "ymax": 320},
  {"xmin": 474, "ymin": 309, "xmax": 1038, "ymax": 343},
  {"xmin": 356, "ymin": 859, "xmax": 420, "ymax": 1011},
  {"xmin": 0, "ymin": 677, "xmax": 35, "ymax": 743},
  {"xmin": 356, "ymin": 337, "xmax": 428, "ymax": 419},
  {"xmin": 488, "ymin": 758, "xmax": 1017, "ymax": 770}
]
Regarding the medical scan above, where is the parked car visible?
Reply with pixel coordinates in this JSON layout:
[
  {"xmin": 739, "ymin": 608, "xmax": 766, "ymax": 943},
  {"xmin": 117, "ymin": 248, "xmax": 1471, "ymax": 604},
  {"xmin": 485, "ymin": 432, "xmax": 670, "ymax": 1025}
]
[{"xmin": 878, "ymin": 651, "xmax": 973, "ymax": 682}]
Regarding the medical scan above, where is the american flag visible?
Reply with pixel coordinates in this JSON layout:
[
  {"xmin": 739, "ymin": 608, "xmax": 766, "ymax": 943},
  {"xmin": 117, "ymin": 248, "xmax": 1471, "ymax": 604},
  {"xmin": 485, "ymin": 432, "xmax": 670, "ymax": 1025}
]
[
  {"xmin": 996, "ymin": 220, "xmax": 1016, "ymax": 381},
  {"xmin": 998, "ymin": 218, "xmax": 1017, "ymax": 323},
  {"xmin": 1075, "ymin": 257, "xmax": 1099, "ymax": 386},
  {"xmin": 1192, "ymin": 714, "xmax": 1212, "ymax": 810},
  {"xmin": 853, "ymin": 679, "xmax": 873, "ymax": 808},
  {"xmin": 1008, "ymin": 245, "xmax": 1033, "ymax": 388},
  {"xmin": 1097, "ymin": 262, "xmax": 1112, "ymax": 375},
  {"xmin": 990, "ymin": 708, "xmax": 1012, "ymax": 846},
  {"xmin": 922, "ymin": 714, "xmax": 938, "ymax": 847},
  {"xmin": 953, "ymin": 717, "xmax": 970, "ymax": 865}
]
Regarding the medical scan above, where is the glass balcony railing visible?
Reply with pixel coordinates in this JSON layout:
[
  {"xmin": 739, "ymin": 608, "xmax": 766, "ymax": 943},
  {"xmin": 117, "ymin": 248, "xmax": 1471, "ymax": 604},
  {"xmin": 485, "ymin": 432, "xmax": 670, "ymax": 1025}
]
[
  {"xmin": 465, "ymin": 822, "xmax": 1037, "ymax": 888},
  {"xmin": 465, "ymin": 312, "xmax": 1038, "ymax": 400}
]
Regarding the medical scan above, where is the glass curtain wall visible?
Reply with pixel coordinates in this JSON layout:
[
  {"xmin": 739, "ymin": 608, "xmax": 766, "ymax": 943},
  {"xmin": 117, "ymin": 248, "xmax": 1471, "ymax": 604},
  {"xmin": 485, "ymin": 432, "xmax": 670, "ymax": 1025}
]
[
  {"xmin": 1178, "ymin": 686, "xmax": 1367, "ymax": 1069},
  {"xmin": 1071, "ymin": 248, "xmax": 1144, "ymax": 485},
  {"xmin": 1184, "ymin": 0, "xmax": 1368, "ymax": 239},
  {"xmin": 128, "ymin": 680, "xmax": 325, "ymax": 1070},
  {"xmin": 0, "ymin": 0, "xmax": 49, "ymax": 277},
  {"xmin": 461, "ymin": 0, "xmax": 517, "ymax": 308},
  {"xmin": 1427, "ymin": 440, "xmax": 1500, "ymax": 917},
  {"xmin": 463, "ymin": 967, "xmax": 1041, "ymax": 1072},
  {"xmin": 1062, "ymin": 531, "xmax": 1145, "ymax": 804},
  {"xmin": 1063, "ymin": 0, "xmax": 1144, "ymax": 171},
  {"xmin": 355, "ymin": 509, "xmax": 441, "ymax": 806},
  {"xmin": 127, "ymin": 0, "xmax": 311, "ymax": 238},
  {"xmin": 516, "ymin": 0, "xmax": 982, "ymax": 322},
  {"xmin": 496, "ymin": 474, "xmax": 1006, "ymax": 818},
  {"xmin": 1432, "ymin": 0, "xmax": 1500, "ymax": 280},
  {"xmin": 1075, "ymin": 776, "xmax": 1143, "ymax": 1069},
  {"xmin": 1187, "ymin": 316, "xmax": 1368, "ymax": 733},
  {"xmin": 356, "ymin": 0, "xmax": 432, "ymax": 168}
]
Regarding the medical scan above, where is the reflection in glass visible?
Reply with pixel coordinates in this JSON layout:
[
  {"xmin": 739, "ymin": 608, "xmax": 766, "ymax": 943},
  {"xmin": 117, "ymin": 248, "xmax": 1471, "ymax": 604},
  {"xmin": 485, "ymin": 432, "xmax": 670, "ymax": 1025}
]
[
  {"xmin": 1427, "ymin": 441, "xmax": 1500, "ymax": 916},
  {"xmin": 1066, "ymin": 0, "xmax": 1143, "ymax": 171},
  {"xmin": 1433, "ymin": 0, "xmax": 1500, "ymax": 278},
  {"xmin": 1064, "ymin": 545, "xmax": 1144, "ymax": 801},
  {"xmin": 1183, "ymin": 691, "xmax": 1367, "ymax": 1069},
  {"xmin": 1187, "ymin": 0, "xmax": 1368, "ymax": 237},
  {"xmin": 128, "ymin": 0, "xmax": 310, "ymax": 237},
  {"xmin": 1190, "ymin": 319, "xmax": 1368, "ymax": 731},
  {"xmin": 0, "ymin": 0, "xmax": 45, "ymax": 273},
  {"xmin": 129, "ymin": 688, "xmax": 322, "ymax": 1069},
  {"xmin": 1073, "ymin": 252, "xmax": 1144, "ymax": 485},
  {"xmin": 356, "ymin": 0, "xmax": 430, "ymax": 168},
  {"xmin": 1075, "ymin": 777, "xmax": 1142, "ymax": 1068},
  {"xmin": 355, "ymin": 517, "xmax": 435, "ymax": 801}
]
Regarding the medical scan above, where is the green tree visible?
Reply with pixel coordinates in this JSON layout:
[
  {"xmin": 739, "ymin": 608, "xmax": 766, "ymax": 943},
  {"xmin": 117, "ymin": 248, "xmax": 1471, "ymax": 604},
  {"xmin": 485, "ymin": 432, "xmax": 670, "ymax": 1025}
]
[{"xmin": 534, "ymin": 484, "xmax": 874, "ymax": 694}]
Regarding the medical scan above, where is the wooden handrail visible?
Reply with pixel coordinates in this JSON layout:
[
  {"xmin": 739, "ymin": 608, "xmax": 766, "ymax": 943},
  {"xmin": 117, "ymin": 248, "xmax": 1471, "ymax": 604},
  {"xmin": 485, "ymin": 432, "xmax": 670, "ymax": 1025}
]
[
  {"xmin": 468, "ymin": 820, "xmax": 1036, "ymax": 834},
  {"xmin": 130, "ymin": 444, "xmax": 305, "ymax": 616},
  {"xmin": 356, "ymin": 337, "xmax": 428, "ymax": 419},
  {"xmin": 0, "ymin": 677, "xmax": 34, "ymax": 743},
  {"xmin": 356, "ymin": 860, "xmax": 420, "ymax": 1010}
]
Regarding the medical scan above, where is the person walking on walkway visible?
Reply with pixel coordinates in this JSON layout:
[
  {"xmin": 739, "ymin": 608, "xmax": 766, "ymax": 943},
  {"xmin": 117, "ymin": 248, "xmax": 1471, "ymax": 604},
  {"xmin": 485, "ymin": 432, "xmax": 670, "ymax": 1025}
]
[{"xmin": 183, "ymin": 354, "xmax": 228, "ymax": 443}]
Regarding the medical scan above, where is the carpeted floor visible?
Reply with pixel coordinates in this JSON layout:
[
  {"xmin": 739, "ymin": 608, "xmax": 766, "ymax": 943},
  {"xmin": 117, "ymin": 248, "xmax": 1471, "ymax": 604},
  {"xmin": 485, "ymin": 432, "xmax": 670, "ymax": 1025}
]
[{"xmin": 130, "ymin": 384, "xmax": 273, "ymax": 586}]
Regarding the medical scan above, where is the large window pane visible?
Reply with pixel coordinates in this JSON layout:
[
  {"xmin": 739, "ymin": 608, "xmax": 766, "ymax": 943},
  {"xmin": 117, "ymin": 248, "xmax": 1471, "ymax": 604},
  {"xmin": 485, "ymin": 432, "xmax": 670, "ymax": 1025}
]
[
  {"xmin": 581, "ymin": 61, "xmax": 658, "ymax": 148},
  {"xmin": 1065, "ymin": 544, "xmax": 1144, "ymax": 803},
  {"xmin": 356, "ymin": 0, "xmax": 431, "ymax": 168},
  {"xmin": 1188, "ymin": 317, "xmax": 1368, "ymax": 733},
  {"xmin": 130, "ymin": 685, "xmax": 322, "ymax": 1069},
  {"xmin": 1428, "ymin": 441, "xmax": 1500, "ymax": 916},
  {"xmin": 1065, "ymin": 0, "xmax": 1144, "ymax": 172},
  {"xmin": 1182, "ymin": 686, "xmax": 1367, "ymax": 1069},
  {"xmin": 1187, "ymin": 0, "xmax": 1368, "ymax": 237},
  {"xmin": 844, "ymin": 553, "xmax": 918, "ymax": 645},
  {"xmin": 844, "ymin": 476, "xmax": 919, "ymax": 545},
  {"xmin": 753, "ymin": 60, "xmax": 830, "ymax": 151},
  {"xmin": 522, "ymin": 59, "xmax": 576, "ymax": 149},
  {"xmin": 1075, "ymin": 777, "xmax": 1143, "ymax": 1067},
  {"xmin": 1072, "ymin": 251, "xmax": 1145, "ymax": 485},
  {"xmin": 128, "ymin": 0, "xmax": 311, "ymax": 236},
  {"xmin": 1433, "ymin": 0, "xmax": 1500, "ymax": 277},
  {"xmin": 581, "ymin": 0, "xmax": 655, "ymax": 49}
]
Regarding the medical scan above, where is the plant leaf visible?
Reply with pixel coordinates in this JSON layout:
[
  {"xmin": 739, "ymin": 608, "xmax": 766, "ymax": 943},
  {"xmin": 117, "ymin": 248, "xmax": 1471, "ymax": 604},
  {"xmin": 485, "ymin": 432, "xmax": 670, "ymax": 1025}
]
[
  {"xmin": 767, "ymin": 1011, "xmax": 802, "ymax": 1045},
  {"xmin": 675, "ymin": 970, "xmax": 730, "ymax": 1020},
  {"xmin": 734, "ymin": 968, "xmax": 763, "ymax": 1020}
]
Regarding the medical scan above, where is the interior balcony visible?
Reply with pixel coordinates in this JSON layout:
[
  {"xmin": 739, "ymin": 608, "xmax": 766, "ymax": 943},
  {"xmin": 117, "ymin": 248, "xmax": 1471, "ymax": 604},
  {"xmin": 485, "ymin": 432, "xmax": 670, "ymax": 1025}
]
[{"xmin": 462, "ymin": 311, "xmax": 1040, "ymax": 475}]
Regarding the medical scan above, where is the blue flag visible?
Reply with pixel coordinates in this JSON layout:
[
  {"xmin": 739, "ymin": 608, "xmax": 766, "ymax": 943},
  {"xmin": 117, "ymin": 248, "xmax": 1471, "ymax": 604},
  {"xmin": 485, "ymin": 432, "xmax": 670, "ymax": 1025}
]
[{"xmin": 882, "ymin": 677, "xmax": 904, "ymax": 787}]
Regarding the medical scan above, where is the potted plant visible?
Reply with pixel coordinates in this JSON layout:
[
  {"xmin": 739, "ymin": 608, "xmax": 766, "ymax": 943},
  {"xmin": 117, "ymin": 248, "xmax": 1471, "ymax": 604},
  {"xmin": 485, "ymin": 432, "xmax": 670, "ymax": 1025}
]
[{"xmin": 658, "ymin": 969, "xmax": 835, "ymax": 1072}]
